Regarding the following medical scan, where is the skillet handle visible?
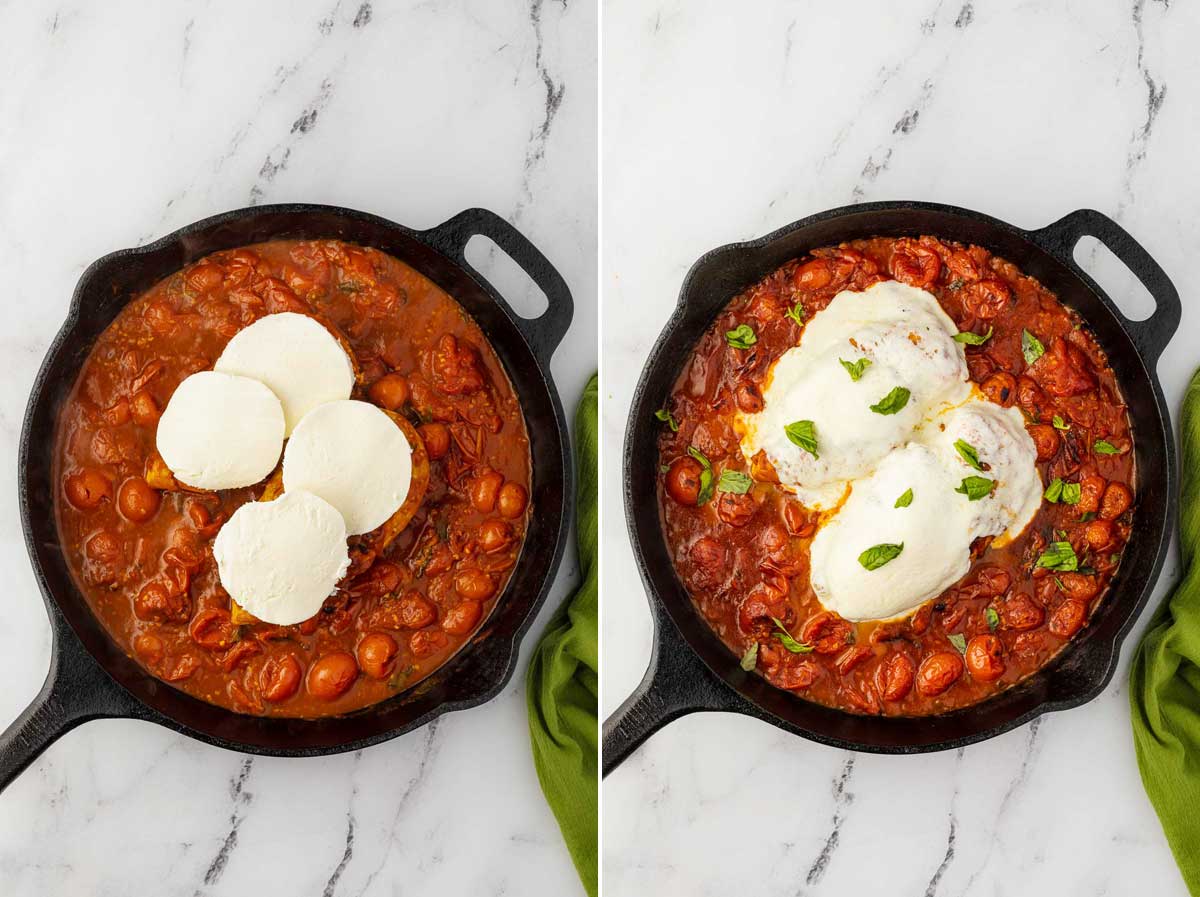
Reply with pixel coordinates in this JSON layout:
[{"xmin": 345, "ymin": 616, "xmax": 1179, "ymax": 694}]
[
  {"xmin": 1029, "ymin": 209, "xmax": 1181, "ymax": 365},
  {"xmin": 423, "ymin": 209, "xmax": 574, "ymax": 367},
  {"xmin": 0, "ymin": 624, "xmax": 143, "ymax": 795},
  {"xmin": 602, "ymin": 615, "xmax": 752, "ymax": 777}
]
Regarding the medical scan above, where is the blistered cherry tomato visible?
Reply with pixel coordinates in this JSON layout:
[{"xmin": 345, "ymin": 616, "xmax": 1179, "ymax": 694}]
[
  {"xmin": 917, "ymin": 651, "xmax": 964, "ymax": 697},
  {"xmin": 1100, "ymin": 482, "xmax": 1133, "ymax": 520},
  {"xmin": 65, "ymin": 468, "xmax": 112, "ymax": 510},
  {"xmin": 118, "ymin": 476, "xmax": 161, "ymax": 522},
  {"xmin": 442, "ymin": 600, "xmax": 483, "ymax": 635},
  {"xmin": 469, "ymin": 469, "xmax": 504, "ymax": 513},
  {"xmin": 398, "ymin": 590, "xmax": 437, "ymax": 629},
  {"xmin": 1048, "ymin": 599, "xmax": 1088, "ymax": 638},
  {"xmin": 368, "ymin": 373, "xmax": 410, "ymax": 410},
  {"xmin": 1027, "ymin": 424, "xmax": 1060, "ymax": 462},
  {"xmin": 130, "ymin": 390, "xmax": 160, "ymax": 426},
  {"xmin": 497, "ymin": 482, "xmax": 528, "ymax": 519},
  {"xmin": 980, "ymin": 372, "xmax": 1017, "ymax": 407},
  {"xmin": 260, "ymin": 655, "xmax": 303, "ymax": 702},
  {"xmin": 410, "ymin": 629, "xmax": 448, "ymax": 658},
  {"xmin": 307, "ymin": 652, "xmax": 359, "ymax": 700},
  {"xmin": 965, "ymin": 635, "xmax": 1005, "ymax": 681},
  {"xmin": 454, "ymin": 569, "xmax": 496, "ymax": 602},
  {"xmin": 878, "ymin": 652, "xmax": 915, "ymax": 701},
  {"xmin": 477, "ymin": 519, "xmax": 514, "ymax": 553},
  {"xmin": 357, "ymin": 632, "xmax": 399, "ymax": 679},
  {"xmin": 419, "ymin": 422, "xmax": 451, "ymax": 460},
  {"xmin": 664, "ymin": 457, "xmax": 703, "ymax": 506}
]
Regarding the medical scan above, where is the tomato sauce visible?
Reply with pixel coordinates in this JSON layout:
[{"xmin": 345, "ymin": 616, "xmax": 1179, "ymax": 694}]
[
  {"xmin": 55, "ymin": 240, "xmax": 531, "ymax": 717},
  {"xmin": 658, "ymin": 236, "xmax": 1135, "ymax": 716}
]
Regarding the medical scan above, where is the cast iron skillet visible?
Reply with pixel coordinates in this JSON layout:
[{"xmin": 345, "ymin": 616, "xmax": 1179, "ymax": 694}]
[
  {"xmin": 604, "ymin": 201, "xmax": 1178, "ymax": 775},
  {"xmin": 0, "ymin": 203, "xmax": 574, "ymax": 793}
]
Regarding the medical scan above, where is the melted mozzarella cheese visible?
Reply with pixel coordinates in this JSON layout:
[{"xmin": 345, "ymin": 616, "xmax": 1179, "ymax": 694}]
[
  {"xmin": 282, "ymin": 400, "xmax": 413, "ymax": 535},
  {"xmin": 740, "ymin": 280, "xmax": 970, "ymax": 507},
  {"xmin": 156, "ymin": 371, "xmax": 285, "ymax": 490},
  {"xmin": 214, "ymin": 312, "xmax": 355, "ymax": 436},
  {"xmin": 213, "ymin": 489, "xmax": 351, "ymax": 625},
  {"xmin": 810, "ymin": 399, "xmax": 1041, "ymax": 622}
]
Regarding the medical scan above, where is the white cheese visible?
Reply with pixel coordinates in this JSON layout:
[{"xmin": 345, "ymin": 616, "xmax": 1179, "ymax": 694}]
[
  {"xmin": 213, "ymin": 489, "xmax": 351, "ymax": 625},
  {"xmin": 282, "ymin": 400, "xmax": 413, "ymax": 535},
  {"xmin": 156, "ymin": 370, "xmax": 285, "ymax": 490},
  {"xmin": 809, "ymin": 399, "xmax": 1042, "ymax": 622},
  {"xmin": 740, "ymin": 280, "xmax": 970, "ymax": 507},
  {"xmin": 214, "ymin": 312, "xmax": 355, "ymax": 436}
]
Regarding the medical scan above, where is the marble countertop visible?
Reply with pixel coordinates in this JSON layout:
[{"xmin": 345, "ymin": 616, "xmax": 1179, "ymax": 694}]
[
  {"xmin": 0, "ymin": 1, "xmax": 596, "ymax": 895},
  {"xmin": 602, "ymin": 1, "xmax": 1197, "ymax": 895}
]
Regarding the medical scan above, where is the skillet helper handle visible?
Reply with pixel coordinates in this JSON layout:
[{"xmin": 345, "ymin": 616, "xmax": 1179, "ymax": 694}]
[
  {"xmin": 0, "ymin": 626, "xmax": 141, "ymax": 795},
  {"xmin": 424, "ymin": 209, "xmax": 574, "ymax": 367},
  {"xmin": 602, "ymin": 617, "xmax": 751, "ymax": 777},
  {"xmin": 1030, "ymin": 209, "xmax": 1181, "ymax": 365}
]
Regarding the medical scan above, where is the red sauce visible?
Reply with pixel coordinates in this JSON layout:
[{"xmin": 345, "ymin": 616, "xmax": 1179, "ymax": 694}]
[
  {"xmin": 658, "ymin": 236, "xmax": 1135, "ymax": 716},
  {"xmin": 56, "ymin": 240, "xmax": 531, "ymax": 717}
]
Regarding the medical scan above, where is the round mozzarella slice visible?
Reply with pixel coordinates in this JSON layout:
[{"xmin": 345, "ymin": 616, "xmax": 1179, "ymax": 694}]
[
  {"xmin": 213, "ymin": 489, "xmax": 351, "ymax": 625},
  {"xmin": 214, "ymin": 312, "xmax": 355, "ymax": 435},
  {"xmin": 282, "ymin": 400, "xmax": 413, "ymax": 535},
  {"xmin": 156, "ymin": 370, "xmax": 285, "ymax": 490}
]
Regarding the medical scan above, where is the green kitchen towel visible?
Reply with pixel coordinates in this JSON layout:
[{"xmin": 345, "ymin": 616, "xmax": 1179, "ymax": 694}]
[
  {"xmin": 526, "ymin": 373, "xmax": 598, "ymax": 897},
  {"xmin": 1131, "ymin": 367, "xmax": 1200, "ymax": 895}
]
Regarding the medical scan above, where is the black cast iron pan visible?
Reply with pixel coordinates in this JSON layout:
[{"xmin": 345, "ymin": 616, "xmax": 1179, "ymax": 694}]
[
  {"xmin": 1, "ymin": 204, "xmax": 574, "ymax": 793},
  {"xmin": 604, "ymin": 201, "xmax": 1179, "ymax": 775}
]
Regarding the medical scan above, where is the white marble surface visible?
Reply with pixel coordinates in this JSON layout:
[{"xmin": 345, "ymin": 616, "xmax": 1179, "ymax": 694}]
[
  {"xmin": 602, "ymin": 2, "xmax": 1198, "ymax": 895},
  {"xmin": 0, "ymin": 2, "xmax": 595, "ymax": 895}
]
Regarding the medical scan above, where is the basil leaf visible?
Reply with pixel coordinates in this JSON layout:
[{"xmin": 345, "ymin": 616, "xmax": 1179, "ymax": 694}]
[
  {"xmin": 1022, "ymin": 329, "xmax": 1045, "ymax": 365},
  {"xmin": 985, "ymin": 606, "xmax": 1000, "ymax": 631},
  {"xmin": 1052, "ymin": 414, "xmax": 1070, "ymax": 431},
  {"xmin": 717, "ymin": 469, "xmax": 753, "ymax": 494},
  {"xmin": 740, "ymin": 642, "xmax": 759, "ymax": 671},
  {"xmin": 954, "ymin": 439, "xmax": 984, "ymax": 470},
  {"xmin": 895, "ymin": 488, "xmax": 914, "ymax": 508},
  {"xmin": 948, "ymin": 633, "xmax": 967, "ymax": 654},
  {"xmin": 955, "ymin": 475, "xmax": 995, "ymax": 501},
  {"xmin": 725, "ymin": 323, "xmax": 757, "ymax": 349},
  {"xmin": 1036, "ymin": 541, "xmax": 1079, "ymax": 572},
  {"xmin": 784, "ymin": 420, "xmax": 819, "ymax": 458},
  {"xmin": 1044, "ymin": 477, "xmax": 1064, "ymax": 503},
  {"xmin": 1061, "ymin": 482, "xmax": 1082, "ymax": 505},
  {"xmin": 859, "ymin": 542, "xmax": 904, "ymax": 570},
  {"xmin": 654, "ymin": 408, "xmax": 679, "ymax": 432},
  {"xmin": 1079, "ymin": 511, "xmax": 1097, "ymax": 522},
  {"xmin": 687, "ymin": 446, "xmax": 715, "ymax": 505},
  {"xmin": 1094, "ymin": 439, "xmax": 1120, "ymax": 455},
  {"xmin": 953, "ymin": 326, "xmax": 993, "ymax": 346},
  {"xmin": 869, "ymin": 386, "xmax": 911, "ymax": 415},
  {"xmin": 771, "ymin": 617, "xmax": 813, "ymax": 653},
  {"xmin": 839, "ymin": 357, "xmax": 872, "ymax": 381},
  {"xmin": 785, "ymin": 302, "xmax": 805, "ymax": 326}
]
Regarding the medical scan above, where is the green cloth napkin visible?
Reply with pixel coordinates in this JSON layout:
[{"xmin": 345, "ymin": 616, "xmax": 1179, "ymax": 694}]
[
  {"xmin": 1131, "ymin": 367, "xmax": 1200, "ymax": 894},
  {"xmin": 526, "ymin": 373, "xmax": 598, "ymax": 897}
]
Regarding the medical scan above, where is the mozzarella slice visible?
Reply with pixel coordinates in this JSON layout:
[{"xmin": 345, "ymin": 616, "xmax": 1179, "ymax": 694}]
[
  {"xmin": 213, "ymin": 489, "xmax": 351, "ymax": 625},
  {"xmin": 282, "ymin": 400, "xmax": 413, "ymax": 535},
  {"xmin": 740, "ymin": 280, "xmax": 970, "ymax": 507},
  {"xmin": 214, "ymin": 312, "xmax": 355, "ymax": 436},
  {"xmin": 809, "ymin": 399, "xmax": 1042, "ymax": 622},
  {"xmin": 156, "ymin": 371, "xmax": 285, "ymax": 490}
]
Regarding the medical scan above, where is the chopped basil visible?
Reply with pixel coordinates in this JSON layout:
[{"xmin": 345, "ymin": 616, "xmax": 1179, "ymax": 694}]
[
  {"xmin": 956, "ymin": 475, "xmax": 995, "ymax": 501},
  {"xmin": 985, "ymin": 606, "xmax": 1000, "ymax": 631},
  {"xmin": 839, "ymin": 357, "xmax": 872, "ymax": 381},
  {"xmin": 859, "ymin": 542, "xmax": 904, "ymax": 570},
  {"xmin": 1044, "ymin": 477, "xmax": 1064, "ymax": 503},
  {"xmin": 869, "ymin": 386, "xmax": 911, "ymax": 415},
  {"xmin": 954, "ymin": 439, "xmax": 984, "ymax": 471},
  {"xmin": 687, "ymin": 445, "xmax": 715, "ymax": 505},
  {"xmin": 895, "ymin": 488, "xmax": 914, "ymax": 508},
  {"xmin": 784, "ymin": 420, "xmax": 819, "ymax": 458},
  {"xmin": 948, "ymin": 633, "xmax": 967, "ymax": 655},
  {"xmin": 654, "ymin": 408, "xmax": 680, "ymax": 432},
  {"xmin": 1080, "ymin": 511, "xmax": 1097, "ymax": 522},
  {"xmin": 740, "ymin": 642, "xmax": 759, "ymax": 671},
  {"xmin": 725, "ymin": 323, "xmax": 757, "ymax": 349},
  {"xmin": 659, "ymin": 464, "xmax": 671, "ymax": 473},
  {"xmin": 785, "ymin": 302, "xmax": 805, "ymax": 326},
  {"xmin": 953, "ymin": 326, "xmax": 993, "ymax": 346},
  {"xmin": 1036, "ymin": 541, "xmax": 1079, "ymax": 572},
  {"xmin": 771, "ymin": 617, "xmax": 813, "ymax": 653},
  {"xmin": 1052, "ymin": 414, "xmax": 1070, "ymax": 431},
  {"xmin": 1022, "ymin": 329, "xmax": 1045, "ymax": 365},
  {"xmin": 717, "ymin": 469, "xmax": 753, "ymax": 494},
  {"xmin": 1094, "ymin": 439, "xmax": 1120, "ymax": 455},
  {"xmin": 1061, "ymin": 482, "xmax": 1081, "ymax": 505},
  {"xmin": 1111, "ymin": 552, "xmax": 1122, "ymax": 565}
]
